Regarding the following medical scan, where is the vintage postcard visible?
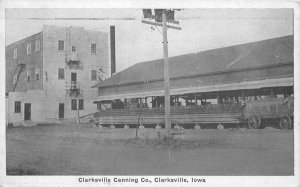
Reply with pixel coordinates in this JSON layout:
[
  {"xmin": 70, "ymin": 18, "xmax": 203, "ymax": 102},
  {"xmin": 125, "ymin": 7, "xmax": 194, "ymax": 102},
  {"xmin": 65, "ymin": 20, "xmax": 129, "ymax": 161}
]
[{"xmin": 0, "ymin": 0, "xmax": 299, "ymax": 186}]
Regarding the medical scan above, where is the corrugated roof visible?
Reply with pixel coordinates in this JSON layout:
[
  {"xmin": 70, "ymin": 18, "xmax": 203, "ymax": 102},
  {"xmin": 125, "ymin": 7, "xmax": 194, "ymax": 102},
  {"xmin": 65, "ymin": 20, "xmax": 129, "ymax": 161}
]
[{"xmin": 93, "ymin": 35, "xmax": 293, "ymax": 88}]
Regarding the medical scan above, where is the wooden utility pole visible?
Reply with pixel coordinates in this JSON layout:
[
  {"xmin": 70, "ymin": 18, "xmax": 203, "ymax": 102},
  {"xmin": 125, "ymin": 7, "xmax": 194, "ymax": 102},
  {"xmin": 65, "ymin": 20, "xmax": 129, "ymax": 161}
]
[
  {"xmin": 142, "ymin": 9, "xmax": 181, "ymax": 138},
  {"xmin": 162, "ymin": 10, "xmax": 171, "ymax": 137}
]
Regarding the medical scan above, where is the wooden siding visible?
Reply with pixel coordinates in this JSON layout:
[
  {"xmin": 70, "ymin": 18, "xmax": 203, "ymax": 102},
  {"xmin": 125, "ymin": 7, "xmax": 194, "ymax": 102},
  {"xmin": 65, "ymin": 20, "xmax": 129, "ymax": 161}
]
[{"xmin": 95, "ymin": 104, "xmax": 244, "ymax": 125}]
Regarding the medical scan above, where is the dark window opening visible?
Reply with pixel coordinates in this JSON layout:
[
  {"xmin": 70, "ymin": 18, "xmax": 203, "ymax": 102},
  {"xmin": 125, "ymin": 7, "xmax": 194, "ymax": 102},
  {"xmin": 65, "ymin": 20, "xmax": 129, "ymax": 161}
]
[
  {"xmin": 58, "ymin": 68, "xmax": 65, "ymax": 79},
  {"xmin": 58, "ymin": 40, "xmax": 65, "ymax": 51},
  {"xmin": 91, "ymin": 43, "xmax": 96, "ymax": 54},
  {"xmin": 91, "ymin": 70, "xmax": 97, "ymax": 80},
  {"xmin": 15, "ymin": 101, "xmax": 21, "ymax": 113},
  {"xmin": 71, "ymin": 99, "xmax": 77, "ymax": 110},
  {"xmin": 72, "ymin": 46, "xmax": 76, "ymax": 52},
  {"xmin": 79, "ymin": 99, "xmax": 84, "ymax": 110}
]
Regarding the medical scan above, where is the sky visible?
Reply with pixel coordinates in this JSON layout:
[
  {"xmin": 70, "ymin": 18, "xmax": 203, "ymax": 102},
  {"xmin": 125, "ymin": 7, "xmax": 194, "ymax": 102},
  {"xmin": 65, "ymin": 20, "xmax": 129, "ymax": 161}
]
[{"xmin": 5, "ymin": 8, "xmax": 293, "ymax": 72}]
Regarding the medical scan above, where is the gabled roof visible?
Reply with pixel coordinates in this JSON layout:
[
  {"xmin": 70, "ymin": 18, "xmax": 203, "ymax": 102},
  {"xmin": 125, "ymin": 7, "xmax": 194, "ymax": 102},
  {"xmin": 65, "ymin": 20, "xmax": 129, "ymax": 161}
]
[{"xmin": 93, "ymin": 35, "xmax": 293, "ymax": 88}]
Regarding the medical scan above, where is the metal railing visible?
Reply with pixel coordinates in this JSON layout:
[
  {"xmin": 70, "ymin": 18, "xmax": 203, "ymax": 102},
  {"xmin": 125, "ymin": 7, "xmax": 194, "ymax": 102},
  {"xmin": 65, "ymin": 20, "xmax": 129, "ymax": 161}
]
[
  {"xmin": 65, "ymin": 53, "xmax": 82, "ymax": 69},
  {"xmin": 65, "ymin": 81, "xmax": 83, "ymax": 97}
]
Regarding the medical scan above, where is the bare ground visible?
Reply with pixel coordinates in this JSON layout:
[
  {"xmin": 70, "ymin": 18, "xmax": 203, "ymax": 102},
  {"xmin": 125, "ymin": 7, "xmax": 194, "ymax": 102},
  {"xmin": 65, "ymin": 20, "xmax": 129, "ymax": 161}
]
[{"xmin": 6, "ymin": 124, "xmax": 294, "ymax": 175}]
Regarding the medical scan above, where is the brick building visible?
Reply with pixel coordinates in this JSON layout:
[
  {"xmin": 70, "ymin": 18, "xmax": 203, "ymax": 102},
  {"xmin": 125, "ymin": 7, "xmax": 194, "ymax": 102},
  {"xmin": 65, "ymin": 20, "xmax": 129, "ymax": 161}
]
[{"xmin": 6, "ymin": 25, "xmax": 110, "ymax": 125}]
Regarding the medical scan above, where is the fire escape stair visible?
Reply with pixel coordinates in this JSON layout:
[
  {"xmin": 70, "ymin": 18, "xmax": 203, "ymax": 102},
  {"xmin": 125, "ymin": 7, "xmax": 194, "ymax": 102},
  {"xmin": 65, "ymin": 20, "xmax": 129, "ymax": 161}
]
[{"xmin": 8, "ymin": 64, "xmax": 25, "ymax": 93}]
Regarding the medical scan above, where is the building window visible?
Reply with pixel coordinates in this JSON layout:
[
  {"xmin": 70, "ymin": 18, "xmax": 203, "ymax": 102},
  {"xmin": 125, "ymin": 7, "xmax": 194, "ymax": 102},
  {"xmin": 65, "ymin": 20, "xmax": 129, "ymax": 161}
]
[
  {"xmin": 79, "ymin": 99, "xmax": 84, "ymax": 110},
  {"xmin": 71, "ymin": 99, "xmax": 77, "ymax": 110},
  {"xmin": 72, "ymin": 46, "xmax": 76, "ymax": 52},
  {"xmin": 15, "ymin": 101, "xmax": 21, "ymax": 113},
  {"xmin": 27, "ymin": 70, "xmax": 31, "ymax": 82},
  {"xmin": 36, "ymin": 68, "xmax": 40, "ymax": 80},
  {"xmin": 58, "ymin": 40, "xmax": 65, "ymax": 51},
  {"xmin": 91, "ymin": 43, "xmax": 96, "ymax": 54},
  {"xmin": 58, "ymin": 68, "xmax": 65, "ymax": 79},
  {"xmin": 35, "ymin": 39, "xmax": 41, "ymax": 52},
  {"xmin": 13, "ymin": 48, "xmax": 17, "ymax": 59},
  {"xmin": 26, "ymin": 43, "xmax": 31, "ymax": 55},
  {"xmin": 91, "ymin": 70, "xmax": 97, "ymax": 80}
]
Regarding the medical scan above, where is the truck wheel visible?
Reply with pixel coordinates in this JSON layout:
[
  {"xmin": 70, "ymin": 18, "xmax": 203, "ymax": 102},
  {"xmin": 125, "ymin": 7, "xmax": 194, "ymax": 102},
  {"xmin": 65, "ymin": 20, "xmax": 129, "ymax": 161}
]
[
  {"xmin": 248, "ymin": 115, "xmax": 261, "ymax": 129},
  {"xmin": 279, "ymin": 116, "xmax": 292, "ymax": 129}
]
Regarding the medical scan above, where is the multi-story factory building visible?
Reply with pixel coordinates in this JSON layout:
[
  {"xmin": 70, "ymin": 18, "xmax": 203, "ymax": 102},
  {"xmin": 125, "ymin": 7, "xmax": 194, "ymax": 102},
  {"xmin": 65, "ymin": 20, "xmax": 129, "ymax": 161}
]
[{"xmin": 6, "ymin": 25, "xmax": 110, "ymax": 126}]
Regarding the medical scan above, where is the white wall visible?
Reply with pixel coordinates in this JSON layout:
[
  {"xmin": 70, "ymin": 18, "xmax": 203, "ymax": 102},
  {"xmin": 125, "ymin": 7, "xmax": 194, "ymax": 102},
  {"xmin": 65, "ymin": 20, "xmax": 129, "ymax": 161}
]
[
  {"xmin": 42, "ymin": 25, "xmax": 109, "ymax": 120},
  {"xmin": 6, "ymin": 90, "xmax": 46, "ymax": 125}
]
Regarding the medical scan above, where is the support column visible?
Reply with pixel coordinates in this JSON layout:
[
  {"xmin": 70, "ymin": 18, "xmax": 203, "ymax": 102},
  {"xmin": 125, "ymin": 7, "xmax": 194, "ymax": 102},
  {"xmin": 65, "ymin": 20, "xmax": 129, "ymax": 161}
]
[
  {"xmin": 242, "ymin": 90, "xmax": 245, "ymax": 101},
  {"xmin": 124, "ymin": 98, "xmax": 127, "ymax": 108},
  {"xmin": 151, "ymin": 97, "xmax": 154, "ymax": 108},
  {"xmin": 271, "ymin": 89, "xmax": 276, "ymax": 98},
  {"xmin": 145, "ymin": 97, "xmax": 148, "ymax": 108}
]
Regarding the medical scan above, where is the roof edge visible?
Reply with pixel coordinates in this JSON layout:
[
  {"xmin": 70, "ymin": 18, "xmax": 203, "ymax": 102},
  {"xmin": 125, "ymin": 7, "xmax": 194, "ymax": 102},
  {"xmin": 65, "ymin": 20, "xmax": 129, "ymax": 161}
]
[
  {"xmin": 126, "ymin": 34, "xmax": 294, "ymax": 68},
  {"xmin": 6, "ymin": 31, "xmax": 43, "ymax": 48},
  {"xmin": 93, "ymin": 61, "xmax": 294, "ymax": 88}
]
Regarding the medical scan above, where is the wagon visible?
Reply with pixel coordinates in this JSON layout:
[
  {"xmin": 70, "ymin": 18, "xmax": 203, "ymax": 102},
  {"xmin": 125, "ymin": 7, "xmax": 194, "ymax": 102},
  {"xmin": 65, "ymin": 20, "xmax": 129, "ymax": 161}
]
[{"xmin": 244, "ymin": 96, "xmax": 294, "ymax": 129}]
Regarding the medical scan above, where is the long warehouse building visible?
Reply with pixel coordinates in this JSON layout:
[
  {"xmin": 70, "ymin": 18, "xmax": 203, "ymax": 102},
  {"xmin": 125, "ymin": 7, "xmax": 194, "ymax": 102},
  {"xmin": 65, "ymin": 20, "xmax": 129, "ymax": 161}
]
[{"xmin": 92, "ymin": 35, "xmax": 293, "ymax": 127}]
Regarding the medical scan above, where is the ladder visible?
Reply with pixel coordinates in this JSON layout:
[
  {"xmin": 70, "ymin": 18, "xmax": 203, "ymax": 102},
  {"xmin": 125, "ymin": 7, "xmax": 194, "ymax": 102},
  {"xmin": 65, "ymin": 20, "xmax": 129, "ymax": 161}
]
[{"xmin": 8, "ymin": 64, "xmax": 25, "ymax": 93}]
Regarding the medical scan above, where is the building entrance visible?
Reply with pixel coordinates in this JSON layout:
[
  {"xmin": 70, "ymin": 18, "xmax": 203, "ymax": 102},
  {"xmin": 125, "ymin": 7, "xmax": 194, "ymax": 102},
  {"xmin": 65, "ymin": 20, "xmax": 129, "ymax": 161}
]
[
  {"xmin": 24, "ymin": 103, "xmax": 31, "ymax": 120},
  {"xmin": 59, "ymin": 103, "xmax": 64, "ymax": 119}
]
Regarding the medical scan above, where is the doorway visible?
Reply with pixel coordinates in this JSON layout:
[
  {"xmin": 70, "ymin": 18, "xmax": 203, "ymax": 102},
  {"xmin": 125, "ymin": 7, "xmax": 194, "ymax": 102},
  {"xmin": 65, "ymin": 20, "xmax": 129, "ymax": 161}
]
[
  {"xmin": 59, "ymin": 103, "xmax": 64, "ymax": 119},
  {"xmin": 24, "ymin": 103, "xmax": 31, "ymax": 120}
]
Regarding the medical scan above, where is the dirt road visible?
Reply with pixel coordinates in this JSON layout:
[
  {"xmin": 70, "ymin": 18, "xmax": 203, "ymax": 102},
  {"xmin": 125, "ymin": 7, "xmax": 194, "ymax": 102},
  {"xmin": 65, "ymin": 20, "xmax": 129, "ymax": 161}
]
[{"xmin": 6, "ymin": 124, "xmax": 294, "ymax": 175}]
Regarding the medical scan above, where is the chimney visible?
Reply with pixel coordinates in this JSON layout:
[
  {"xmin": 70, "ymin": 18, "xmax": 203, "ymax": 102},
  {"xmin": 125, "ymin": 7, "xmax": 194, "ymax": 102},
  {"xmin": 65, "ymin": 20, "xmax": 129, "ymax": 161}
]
[{"xmin": 110, "ymin": 26, "xmax": 116, "ymax": 76}]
